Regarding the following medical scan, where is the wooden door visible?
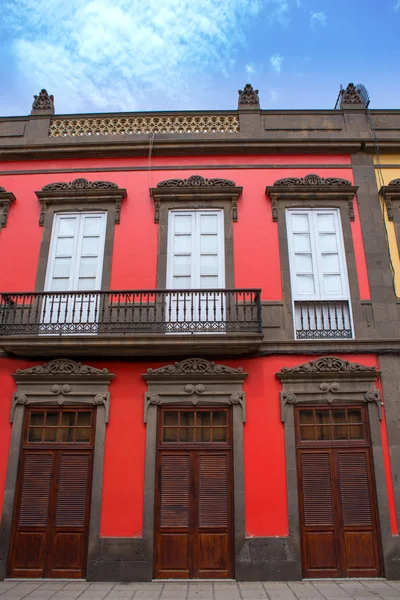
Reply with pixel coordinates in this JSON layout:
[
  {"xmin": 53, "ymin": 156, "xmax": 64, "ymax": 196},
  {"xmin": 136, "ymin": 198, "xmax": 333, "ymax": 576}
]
[
  {"xmin": 154, "ymin": 408, "xmax": 233, "ymax": 579},
  {"xmin": 9, "ymin": 408, "xmax": 94, "ymax": 578},
  {"xmin": 296, "ymin": 406, "xmax": 382, "ymax": 578}
]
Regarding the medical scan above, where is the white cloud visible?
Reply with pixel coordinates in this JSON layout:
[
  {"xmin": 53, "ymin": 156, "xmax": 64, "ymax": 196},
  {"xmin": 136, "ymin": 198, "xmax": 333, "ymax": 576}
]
[
  {"xmin": 245, "ymin": 63, "xmax": 257, "ymax": 77},
  {"xmin": 268, "ymin": 88, "xmax": 281, "ymax": 104},
  {"xmin": 265, "ymin": 0, "xmax": 290, "ymax": 26},
  {"xmin": 310, "ymin": 10, "xmax": 327, "ymax": 30},
  {"xmin": 3, "ymin": 0, "xmax": 264, "ymax": 112},
  {"xmin": 270, "ymin": 53, "xmax": 284, "ymax": 74},
  {"xmin": 394, "ymin": 0, "xmax": 400, "ymax": 10}
]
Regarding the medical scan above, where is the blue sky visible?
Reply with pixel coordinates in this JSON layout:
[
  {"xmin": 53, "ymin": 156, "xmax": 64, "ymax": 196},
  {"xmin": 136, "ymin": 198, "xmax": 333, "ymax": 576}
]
[{"xmin": 0, "ymin": 0, "xmax": 399, "ymax": 115}]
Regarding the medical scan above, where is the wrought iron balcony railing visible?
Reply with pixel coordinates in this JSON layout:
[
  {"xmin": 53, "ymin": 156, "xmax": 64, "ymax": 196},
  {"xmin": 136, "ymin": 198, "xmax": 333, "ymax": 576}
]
[
  {"xmin": 0, "ymin": 289, "xmax": 262, "ymax": 336},
  {"xmin": 294, "ymin": 300, "xmax": 353, "ymax": 339}
]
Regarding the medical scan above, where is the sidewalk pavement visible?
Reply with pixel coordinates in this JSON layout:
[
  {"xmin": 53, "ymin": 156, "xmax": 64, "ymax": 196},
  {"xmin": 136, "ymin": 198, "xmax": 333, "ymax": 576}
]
[{"xmin": 1, "ymin": 580, "xmax": 400, "ymax": 600}]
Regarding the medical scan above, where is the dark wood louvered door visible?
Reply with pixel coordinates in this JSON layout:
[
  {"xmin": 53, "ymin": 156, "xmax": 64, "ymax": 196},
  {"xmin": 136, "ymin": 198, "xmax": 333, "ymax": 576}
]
[
  {"xmin": 154, "ymin": 408, "xmax": 233, "ymax": 579},
  {"xmin": 296, "ymin": 406, "xmax": 382, "ymax": 578},
  {"xmin": 9, "ymin": 408, "xmax": 94, "ymax": 578}
]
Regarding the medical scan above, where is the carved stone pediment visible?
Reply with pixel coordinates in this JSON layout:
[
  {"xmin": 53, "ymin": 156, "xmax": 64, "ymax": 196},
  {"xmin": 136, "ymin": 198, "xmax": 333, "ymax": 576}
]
[
  {"xmin": 146, "ymin": 358, "xmax": 243, "ymax": 376},
  {"xmin": 157, "ymin": 175, "xmax": 236, "ymax": 188},
  {"xmin": 278, "ymin": 356, "xmax": 377, "ymax": 377},
  {"xmin": 42, "ymin": 179, "xmax": 118, "ymax": 191},
  {"xmin": 277, "ymin": 356, "xmax": 381, "ymax": 422},
  {"xmin": 14, "ymin": 359, "xmax": 114, "ymax": 382},
  {"xmin": 0, "ymin": 187, "xmax": 16, "ymax": 228},
  {"xmin": 11, "ymin": 359, "xmax": 115, "ymax": 423},
  {"xmin": 266, "ymin": 174, "xmax": 358, "ymax": 221},
  {"xmin": 150, "ymin": 176, "xmax": 242, "ymax": 223},
  {"xmin": 143, "ymin": 358, "xmax": 248, "ymax": 422},
  {"xmin": 273, "ymin": 175, "xmax": 352, "ymax": 187},
  {"xmin": 380, "ymin": 179, "xmax": 400, "ymax": 221},
  {"xmin": 36, "ymin": 179, "xmax": 127, "ymax": 225}
]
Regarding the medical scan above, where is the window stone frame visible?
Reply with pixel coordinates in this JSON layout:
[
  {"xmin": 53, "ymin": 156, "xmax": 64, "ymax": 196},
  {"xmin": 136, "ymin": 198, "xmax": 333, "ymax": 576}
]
[
  {"xmin": 276, "ymin": 355, "xmax": 397, "ymax": 579},
  {"xmin": 0, "ymin": 188, "xmax": 16, "ymax": 229},
  {"xmin": 380, "ymin": 180, "xmax": 400, "ymax": 253},
  {"xmin": 150, "ymin": 176, "xmax": 242, "ymax": 289},
  {"xmin": 34, "ymin": 179, "xmax": 127, "ymax": 292},
  {"xmin": 265, "ymin": 175, "xmax": 362, "ymax": 340},
  {"xmin": 141, "ymin": 358, "xmax": 247, "ymax": 581},
  {"xmin": 0, "ymin": 358, "xmax": 115, "ymax": 581}
]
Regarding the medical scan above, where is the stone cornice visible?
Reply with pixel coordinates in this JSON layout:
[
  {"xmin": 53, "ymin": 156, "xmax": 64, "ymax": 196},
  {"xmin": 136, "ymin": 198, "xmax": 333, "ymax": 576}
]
[
  {"xmin": 35, "ymin": 178, "xmax": 127, "ymax": 225},
  {"xmin": 266, "ymin": 174, "xmax": 358, "ymax": 221}
]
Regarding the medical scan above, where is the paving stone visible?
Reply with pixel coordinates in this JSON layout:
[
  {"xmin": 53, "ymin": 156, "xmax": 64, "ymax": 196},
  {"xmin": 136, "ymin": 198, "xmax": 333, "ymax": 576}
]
[
  {"xmin": 262, "ymin": 583, "xmax": 297, "ymax": 600},
  {"xmin": 288, "ymin": 582, "xmax": 324, "ymax": 598},
  {"xmin": 310, "ymin": 582, "xmax": 351, "ymax": 598},
  {"xmin": 0, "ymin": 582, "xmax": 20, "ymax": 595},
  {"xmin": 105, "ymin": 593, "xmax": 136, "ymax": 600},
  {"xmin": 112, "ymin": 585, "xmax": 142, "ymax": 592}
]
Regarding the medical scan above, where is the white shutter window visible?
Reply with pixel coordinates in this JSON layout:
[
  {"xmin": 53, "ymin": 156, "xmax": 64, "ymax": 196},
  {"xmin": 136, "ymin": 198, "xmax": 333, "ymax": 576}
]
[
  {"xmin": 167, "ymin": 210, "xmax": 225, "ymax": 290},
  {"xmin": 42, "ymin": 212, "xmax": 107, "ymax": 333},
  {"xmin": 286, "ymin": 208, "xmax": 353, "ymax": 339},
  {"xmin": 45, "ymin": 212, "xmax": 106, "ymax": 293},
  {"xmin": 166, "ymin": 210, "xmax": 225, "ymax": 332}
]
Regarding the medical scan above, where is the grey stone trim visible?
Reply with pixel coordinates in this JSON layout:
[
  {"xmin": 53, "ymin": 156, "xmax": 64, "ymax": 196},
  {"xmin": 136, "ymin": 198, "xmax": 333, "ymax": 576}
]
[
  {"xmin": 156, "ymin": 196, "xmax": 236, "ymax": 289},
  {"xmin": 275, "ymin": 196, "xmax": 363, "ymax": 341},
  {"xmin": 34, "ymin": 198, "xmax": 117, "ymax": 293},
  {"xmin": 275, "ymin": 354, "xmax": 397, "ymax": 580},
  {"xmin": 266, "ymin": 176, "xmax": 358, "ymax": 222},
  {"xmin": 0, "ymin": 189, "xmax": 16, "ymax": 228},
  {"xmin": 150, "ymin": 180, "xmax": 242, "ymax": 224},
  {"xmin": 36, "ymin": 181, "xmax": 127, "ymax": 226},
  {"xmin": 141, "ymin": 357, "xmax": 248, "ymax": 581},
  {"xmin": 0, "ymin": 359, "xmax": 115, "ymax": 581},
  {"xmin": 0, "ymin": 164, "xmax": 353, "ymax": 177},
  {"xmin": 377, "ymin": 357, "xmax": 400, "ymax": 551}
]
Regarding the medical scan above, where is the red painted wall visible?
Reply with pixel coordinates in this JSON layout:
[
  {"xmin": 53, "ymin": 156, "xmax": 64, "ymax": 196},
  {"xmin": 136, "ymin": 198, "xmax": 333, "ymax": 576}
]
[
  {"xmin": 0, "ymin": 154, "xmax": 369, "ymax": 300},
  {"xmin": 1, "ymin": 354, "xmax": 394, "ymax": 540}
]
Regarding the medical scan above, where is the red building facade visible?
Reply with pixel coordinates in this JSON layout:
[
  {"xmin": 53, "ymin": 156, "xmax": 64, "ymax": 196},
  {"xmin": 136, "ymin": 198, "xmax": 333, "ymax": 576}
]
[{"xmin": 0, "ymin": 85, "xmax": 399, "ymax": 581}]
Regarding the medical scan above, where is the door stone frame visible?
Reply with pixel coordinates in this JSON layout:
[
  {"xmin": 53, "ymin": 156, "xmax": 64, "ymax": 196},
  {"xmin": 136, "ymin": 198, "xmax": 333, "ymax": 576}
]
[
  {"xmin": 0, "ymin": 358, "xmax": 115, "ymax": 580},
  {"xmin": 276, "ymin": 355, "xmax": 397, "ymax": 579},
  {"xmin": 142, "ymin": 357, "xmax": 247, "ymax": 580}
]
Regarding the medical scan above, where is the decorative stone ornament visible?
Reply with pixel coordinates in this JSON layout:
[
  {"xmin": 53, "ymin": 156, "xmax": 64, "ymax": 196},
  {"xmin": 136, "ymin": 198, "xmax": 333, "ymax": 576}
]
[
  {"xmin": 273, "ymin": 175, "xmax": 353, "ymax": 187},
  {"xmin": 379, "ymin": 178, "xmax": 400, "ymax": 221},
  {"xmin": 143, "ymin": 357, "xmax": 248, "ymax": 422},
  {"xmin": 276, "ymin": 356, "xmax": 382, "ymax": 423},
  {"xmin": 157, "ymin": 175, "xmax": 236, "ymax": 188},
  {"xmin": 150, "ymin": 175, "xmax": 243, "ymax": 223},
  {"xmin": 266, "ymin": 174, "xmax": 358, "ymax": 222},
  {"xmin": 42, "ymin": 179, "xmax": 119, "ymax": 192},
  {"xmin": 15, "ymin": 358, "xmax": 111, "ymax": 377},
  {"xmin": 147, "ymin": 357, "xmax": 243, "ymax": 376},
  {"xmin": 278, "ymin": 356, "xmax": 377, "ymax": 375},
  {"xmin": 36, "ymin": 178, "xmax": 127, "ymax": 225},
  {"xmin": 31, "ymin": 89, "xmax": 54, "ymax": 112},
  {"xmin": 0, "ymin": 186, "xmax": 16, "ymax": 228},
  {"xmin": 340, "ymin": 83, "xmax": 364, "ymax": 107},
  {"xmin": 11, "ymin": 358, "xmax": 115, "ymax": 423},
  {"xmin": 238, "ymin": 84, "xmax": 260, "ymax": 106}
]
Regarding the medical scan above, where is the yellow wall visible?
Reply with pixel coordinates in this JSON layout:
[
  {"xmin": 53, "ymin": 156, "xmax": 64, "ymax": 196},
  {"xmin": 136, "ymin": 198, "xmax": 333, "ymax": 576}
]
[{"xmin": 373, "ymin": 157, "xmax": 400, "ymax": 296}]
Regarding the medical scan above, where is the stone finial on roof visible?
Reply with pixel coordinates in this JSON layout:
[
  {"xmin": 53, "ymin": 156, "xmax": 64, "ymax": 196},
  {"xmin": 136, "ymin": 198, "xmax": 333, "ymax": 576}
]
[
  {"xmin": 31, "ymin": 89, "xmax": 54, "ymax": 113},
  {"xmin": 340, "ymin": 83, "xmax": 363, "ymax": 107},
  {"xmin": 238, "ymin": 83, "xmax": 259, "ymax": 107}
]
